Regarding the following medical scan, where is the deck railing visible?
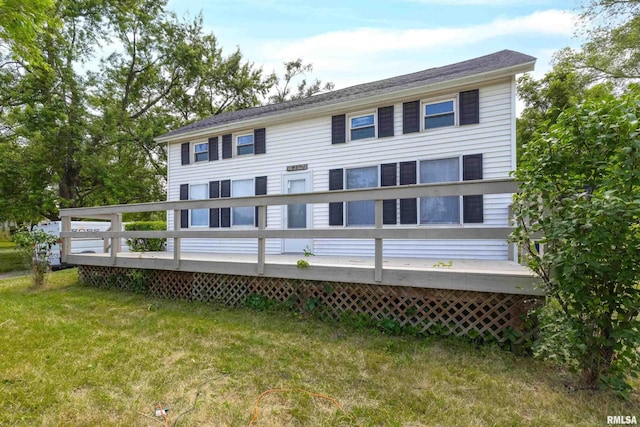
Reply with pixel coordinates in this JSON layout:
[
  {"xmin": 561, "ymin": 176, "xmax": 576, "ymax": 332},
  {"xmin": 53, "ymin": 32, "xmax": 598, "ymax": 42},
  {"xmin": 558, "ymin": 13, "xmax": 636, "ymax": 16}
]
[{"xmin": 59, "ymin": 178, "xmax": 519, "ymax": 282}]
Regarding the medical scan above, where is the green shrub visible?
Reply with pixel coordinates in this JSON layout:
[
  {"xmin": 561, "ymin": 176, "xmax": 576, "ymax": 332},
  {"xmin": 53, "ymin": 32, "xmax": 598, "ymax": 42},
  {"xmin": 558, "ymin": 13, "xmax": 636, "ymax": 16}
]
[{"xmin": 125, "ymin": 221, "xmax": 166, "ymax": 252}]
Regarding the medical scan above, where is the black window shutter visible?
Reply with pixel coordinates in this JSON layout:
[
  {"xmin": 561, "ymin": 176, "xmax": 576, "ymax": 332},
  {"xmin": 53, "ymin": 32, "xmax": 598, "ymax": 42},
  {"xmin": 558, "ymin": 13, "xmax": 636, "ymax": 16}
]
[
  {"xmin": 331, "ymin": 115, "xmax": 346, "ymax": 144},
  {"xmin": 381, "ymin": 163, "xmax": 397, "ymax": 225},
  {"xmin": 463, "ymin": 154, "xmax": 483, "ymax": 223},
  {"xmin": 399, "ymin": 161, "xmax": 417, "ymax": 224},
  {"xmin": 179, "ymin": 184, "xmax": 189, "ymax": 228},
  {"xmin": 254, "ymin": 176, "xmax": 267, "ymax": 227},
  {"xmin": 209, "ymin": 180, "xmax": 220, "ymax": 228},
  {"xmin": 459, "ymin": 89, "xmax": 479, "ymax": 126},
  {"xmin": 181, "ymin": 142, "xmax": 190, "ymax": 165},
  {"xmin": 378, "ymin": 106, "xmax": 394, "ymax": 138},
  {"xmin": 254, "ymin": 128, "xmax": 266, "ymax": 154},
  {"xmin": 222, "ymin": 134, "xmax": 232, "ymax": 159},
  {"xmin": 328, "ymin": 168, "xmax": 344, "ymax": 226},
  {"xmin": 208, "ymin": 137, "xmax": 219, "ymax": 161},
  {"xmin": 402, "ymin": 101, "xmax": 420, "ymax": 134},
  {"xmin": 220, "ymin": 179, "xmax": 231, "ymax": 227}
]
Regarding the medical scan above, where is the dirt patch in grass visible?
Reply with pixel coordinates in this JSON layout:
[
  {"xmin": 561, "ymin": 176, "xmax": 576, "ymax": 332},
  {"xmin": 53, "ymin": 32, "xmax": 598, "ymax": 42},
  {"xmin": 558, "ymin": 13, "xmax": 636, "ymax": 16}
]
[{"xmin": 0, "ymin": 269, "xmax": 638, "ymax": 426}]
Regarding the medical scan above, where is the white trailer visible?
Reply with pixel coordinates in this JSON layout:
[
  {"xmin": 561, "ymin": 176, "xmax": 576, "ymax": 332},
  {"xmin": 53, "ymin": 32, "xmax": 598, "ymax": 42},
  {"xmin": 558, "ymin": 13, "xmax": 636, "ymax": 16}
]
[{"xmin": 34, "ymin": 221, "xmax": 128, "ymax": 269}]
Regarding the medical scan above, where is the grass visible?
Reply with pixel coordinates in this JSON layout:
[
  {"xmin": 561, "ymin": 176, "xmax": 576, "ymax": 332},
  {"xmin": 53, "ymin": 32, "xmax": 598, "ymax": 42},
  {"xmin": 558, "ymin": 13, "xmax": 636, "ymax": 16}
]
[
  {"xmin": 0, "ymin": 239, "xmax": 26, "ymax": 273},
  {"xmin": 0, "ymin": 270, "xmax": 638, "ymax": 426}
]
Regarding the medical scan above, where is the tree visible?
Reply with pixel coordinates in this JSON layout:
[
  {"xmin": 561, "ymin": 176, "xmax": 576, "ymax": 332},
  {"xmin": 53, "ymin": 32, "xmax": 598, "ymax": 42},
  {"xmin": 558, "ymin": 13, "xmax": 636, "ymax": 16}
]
[
  {"xmin": 512, "ymin": 85, "xmax": 640, "ymax": 392},
  {"xmin": 570, "ymin": 0, "xmax": 640, "ymax": 82},
  {"xmin": 0, "ymin": 0, "xmax": 56, "ymax": 68},
  {"xmin": 0, "ymin": 0, "xmax": 275, "ymax": 222},
  {"xmin": 516, "ymin": 54, "xmax": 611, "ymax": 161},
  {"xmin": 269, "ymin": 58, "xmax": 334, "ymax": 104}
]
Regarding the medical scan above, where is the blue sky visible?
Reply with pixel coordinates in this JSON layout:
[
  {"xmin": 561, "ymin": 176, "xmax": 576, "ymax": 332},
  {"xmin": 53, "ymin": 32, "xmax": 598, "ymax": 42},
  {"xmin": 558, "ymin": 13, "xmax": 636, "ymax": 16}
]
[{"xmin": 167, "ymin": 0, "xmax": 582, "ymax": 95}]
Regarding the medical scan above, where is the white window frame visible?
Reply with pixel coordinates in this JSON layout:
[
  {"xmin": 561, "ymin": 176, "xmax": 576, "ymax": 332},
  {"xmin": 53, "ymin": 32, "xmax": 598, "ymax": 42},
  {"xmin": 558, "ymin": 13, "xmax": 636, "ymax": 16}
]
[
  {"xmin": 194, "ymin": 142, "xmax": 209, "ymax": 162},
  {"xmin": 190, "ymin": 183, "xmax": 209, "ymax": 227},
  {"xmin": 418, "ymin": 156, "xmax": 463, "ymax": 226},
  {"xmin": 236, "ymin": 133, "xmax": 254, "ymax": 156},
  {"xmin": 345, "ymin": 165, "xmax": 380, "ymax": 226},
  {"xmin": 231, "ymin": 178, "xmax": 254, "ymax": 227},
  {"xmin": 348, "ymin": 111, "xmax": 376, "ymax": 141},
  {"xmin": 422, "ymin": 96, "xmax": 457, "ymax": 131}
]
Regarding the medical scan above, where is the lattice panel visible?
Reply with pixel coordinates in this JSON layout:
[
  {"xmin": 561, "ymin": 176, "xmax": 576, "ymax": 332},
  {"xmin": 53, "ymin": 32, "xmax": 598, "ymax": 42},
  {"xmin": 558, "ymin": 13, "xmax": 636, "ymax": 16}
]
[{"xmin": 78, "ymin": 266, "xmax": 540, "ymax": 342}]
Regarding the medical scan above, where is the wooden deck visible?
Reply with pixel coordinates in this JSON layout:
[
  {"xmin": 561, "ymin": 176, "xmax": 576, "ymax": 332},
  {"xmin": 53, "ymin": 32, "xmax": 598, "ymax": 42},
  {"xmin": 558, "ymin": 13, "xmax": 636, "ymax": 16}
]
[
  {"xmin": 67, "ymin": 251, "xmax": 541, "ymax": 296},
  {"xmin": 61, "ymin": 178, "xmax": 542, "ymax": 297}
]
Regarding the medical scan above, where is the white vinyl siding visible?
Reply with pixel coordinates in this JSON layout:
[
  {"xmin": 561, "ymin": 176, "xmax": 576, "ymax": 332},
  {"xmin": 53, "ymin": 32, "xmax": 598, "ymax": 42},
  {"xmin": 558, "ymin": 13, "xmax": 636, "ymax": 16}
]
[{"xmin": 167, "ymin": 79, "xmax": 514, "ymax": 259}]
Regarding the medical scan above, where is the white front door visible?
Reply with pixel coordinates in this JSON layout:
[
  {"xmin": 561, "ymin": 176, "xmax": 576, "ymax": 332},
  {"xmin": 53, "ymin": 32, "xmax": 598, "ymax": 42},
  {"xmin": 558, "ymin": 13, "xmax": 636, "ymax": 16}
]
[{"xmin": 283, "ymin": 173, "xmax": 312, "ymax": 254}]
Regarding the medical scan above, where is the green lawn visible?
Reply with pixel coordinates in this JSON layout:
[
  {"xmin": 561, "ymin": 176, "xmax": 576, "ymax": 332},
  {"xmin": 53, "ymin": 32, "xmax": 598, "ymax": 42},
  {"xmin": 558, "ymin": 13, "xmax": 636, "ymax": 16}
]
[
  {"xmin": 0, "ymin": 270, "xmax": 638, "ymax": 426},
  {"xmin": 0, "ymin": 240, "xmax": 26, "ymax": 273}
]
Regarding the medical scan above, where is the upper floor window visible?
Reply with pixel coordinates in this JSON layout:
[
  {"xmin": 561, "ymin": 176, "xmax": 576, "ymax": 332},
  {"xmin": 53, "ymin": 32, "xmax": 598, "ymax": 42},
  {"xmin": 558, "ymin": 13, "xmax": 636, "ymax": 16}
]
[
  {"xmin": 237, "ymin": 134, "xmax": 254, "ymax": 156},
  {"xmin": 424, "ymin": 99, "xmax": 455, "ymax": 130},
  {"xmin": 350, "ymin": 113, "xmax": 375, "ymax": 140},
  {"xmin": 194, "ymin": 143, "xmax": 208, "ymax": 162}
]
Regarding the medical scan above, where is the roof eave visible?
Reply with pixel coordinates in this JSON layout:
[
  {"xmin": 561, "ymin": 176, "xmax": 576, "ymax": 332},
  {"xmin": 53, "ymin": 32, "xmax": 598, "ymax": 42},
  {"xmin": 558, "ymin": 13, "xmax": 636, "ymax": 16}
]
[{"xmin": 154, "ymin": 60, "xmax": 535, "ymax": 144}]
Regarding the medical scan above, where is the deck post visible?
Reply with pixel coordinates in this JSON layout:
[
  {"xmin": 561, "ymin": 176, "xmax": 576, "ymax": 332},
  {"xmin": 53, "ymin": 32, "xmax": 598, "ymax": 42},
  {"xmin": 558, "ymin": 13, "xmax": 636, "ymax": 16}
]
[
  {"xmin": 61, "ymin": 215, "xmax": 71, "ymax": 263},
  {"xmin": 507, "ymin": 204, "xmax": 516, "ymax": 262},
  {"xmin": 374, "ymin": 199, "xmax": 383, "ymax": 282},
  {"xmin": 173, "ymin": 209, "xmax": 181, "ymax": 269},
  {"xmin": 110, "ymin": 213, "xmax": 122, "ymax": 265},
  {"xmin": 257, "ymin": 205, "xmax": 266, "ymax": 275}
]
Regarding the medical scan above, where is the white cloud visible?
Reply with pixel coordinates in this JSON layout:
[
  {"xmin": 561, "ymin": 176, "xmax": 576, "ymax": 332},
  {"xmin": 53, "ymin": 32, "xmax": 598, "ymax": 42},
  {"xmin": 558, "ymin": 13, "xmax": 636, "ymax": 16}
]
[
  {"xmin": 250, "ymin": 9, "xmax": 576, "ymax": 89},
  {"xmin": 265, "ymin": 10, "xmax": 575, "ymax": 59},
  {"xmin": 404, "ymin": 0, "xmax": 552, "ymax": 5}
]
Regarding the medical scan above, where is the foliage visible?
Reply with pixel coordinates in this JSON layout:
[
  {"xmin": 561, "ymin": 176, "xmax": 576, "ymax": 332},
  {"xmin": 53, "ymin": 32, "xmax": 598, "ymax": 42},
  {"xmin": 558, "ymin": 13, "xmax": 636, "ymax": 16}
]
[
  {"xmin": 512, "ymin": 85, "xmax": 640, "ymax": 392},
  {"xmin": 0, "ymin": 0, "xmax": 275, "ymax": 223},
  {"xmin": 0, "ymin": 0, "xmax": 56, "ymax": 68},
  {"xmin": 125, "ymin": 221, "xmax": 166, "ymax": 252},
  {"xmin": 296, "ymin": 259, "xmax": 310, "ymax": 269},
  {"xmin": 12, "ymin": 228, "xmax": 59, "ymax": 287},
  {"xmin": 516, "ymin": 56, "xmax": 612, "ymax": 161},
  {"xmin": 570, "ymin": 0, "xmax": 640, "ymax": 82},
  {"xmin": 269, "ymin": 58, "xmax": 334, "ymax": 104}
]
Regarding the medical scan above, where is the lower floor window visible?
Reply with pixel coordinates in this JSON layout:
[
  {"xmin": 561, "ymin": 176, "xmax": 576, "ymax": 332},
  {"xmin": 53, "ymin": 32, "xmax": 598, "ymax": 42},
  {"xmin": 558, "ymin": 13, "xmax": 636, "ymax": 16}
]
[
  {"xmin": 232, "ymin": 179, "xmax": 254, "ymax": 226},
  {"xmin": 420, "ymin": 157, "xmax": 460, "ymax": 224},
  {"xmin": 346, "ymin": 166, "xmax": 378, "ymax": 226},
  {"xmin": 190, "ymin": 183, "xmax": 208, "ymax": 226}
]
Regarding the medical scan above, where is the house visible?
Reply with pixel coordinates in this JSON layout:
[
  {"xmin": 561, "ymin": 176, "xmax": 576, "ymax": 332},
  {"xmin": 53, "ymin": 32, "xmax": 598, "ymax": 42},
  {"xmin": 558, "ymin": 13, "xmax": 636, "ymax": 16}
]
[
  {"xmin": 155, "ymin": 50, "xmax": 535, "ymax": 261},
  {"xmin": 61, "ymin": 50, "xmax": 540, "ymax": 341}
]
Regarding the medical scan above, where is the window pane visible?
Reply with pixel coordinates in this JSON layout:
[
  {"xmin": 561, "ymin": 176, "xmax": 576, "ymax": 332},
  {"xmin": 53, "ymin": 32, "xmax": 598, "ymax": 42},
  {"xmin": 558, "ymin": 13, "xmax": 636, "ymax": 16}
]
[
  {"xmin": 194, "ymin": 143, "xmax": 208, "ymax": 153},
  {"xmin": 425, "ymin": 101, "xmax": 453, "ymax": 116},
  {"xmin": 425, "ymin": 113, "xmax": 454, "ymax": 129},
  {"xmin": 190, "ymin": 184, "xmax": 208, "ymax": 226},
  {"xmin": 232, "ymin": 179, "xmax": 254, "ymax": 226},
  {"xmin": 238, "ymin": 135, "xmax": 254, "ymax": 145},
  {"xmin": 237, "ymin": 144, "xmax": 254, "ymax": 155},
  {"xmin": 190, "ymin": 184, "xmax": 207, "ymax": 199},
  {"xmin": 420, "ymin": 158, "xmax": 459, "ymax": 183},
  {"xmin": 351, "ymin": 126, "xmax": 375, "ymax": 140},
  {"xmin": 351, "ymin": 115, "xmax": 374, "ymax": 128},
  {"xmin": 420, "ymin": 158, "xmax": 460, "ymax": 224},
  {"xmin": 346, "ymin": 166, "xmax": 377, "ymax": 226},
  {"xmin": 347, "ymin": 166, "xmax": 378, "ymax": 189},
  {"xmin": 191, "ymin": 209, "xmax": 208, "ymax": 226},
  {"xmin": 195, "ymin": 152, "xmax": 208, "ymax": 162},
  {"xmin": 421, "ymin": 196, "xmax": 460, "ymax": 224}
]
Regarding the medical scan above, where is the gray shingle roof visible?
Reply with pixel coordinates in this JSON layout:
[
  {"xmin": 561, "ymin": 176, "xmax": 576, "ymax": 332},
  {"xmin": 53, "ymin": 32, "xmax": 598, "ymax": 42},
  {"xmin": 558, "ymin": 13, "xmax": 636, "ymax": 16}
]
[{"xmin": 158, "ymin": 49, "xmax": 535, "ymax": 140}]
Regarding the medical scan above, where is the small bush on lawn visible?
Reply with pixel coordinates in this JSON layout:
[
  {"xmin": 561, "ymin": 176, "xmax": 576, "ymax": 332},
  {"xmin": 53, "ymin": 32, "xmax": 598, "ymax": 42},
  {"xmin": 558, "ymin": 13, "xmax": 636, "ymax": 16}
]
[{"xmin": 125, "ymin": 221, "xmax": 166, "ymax": 252}]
